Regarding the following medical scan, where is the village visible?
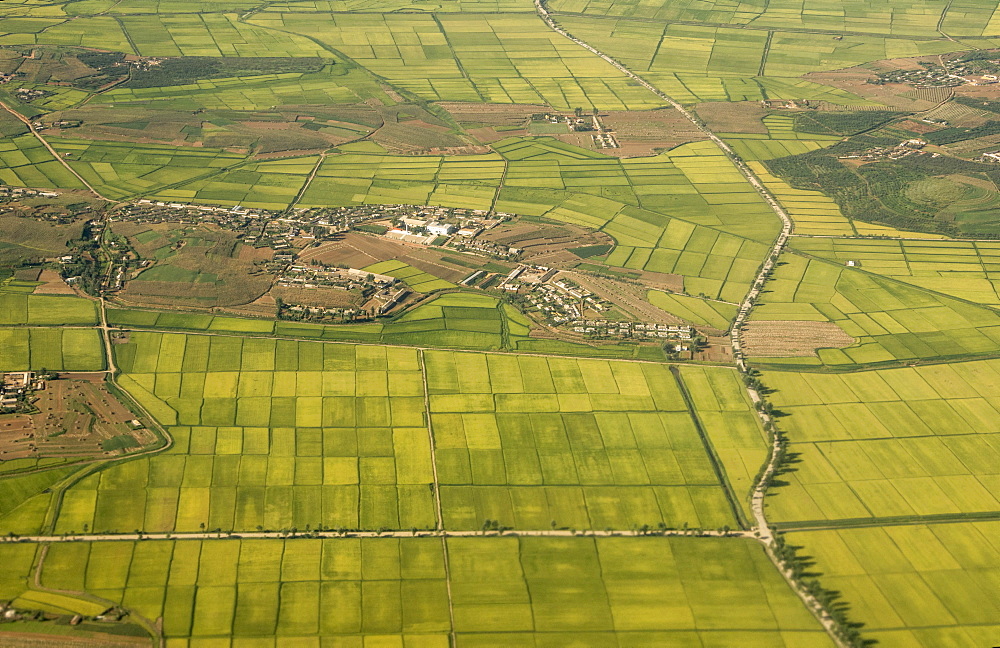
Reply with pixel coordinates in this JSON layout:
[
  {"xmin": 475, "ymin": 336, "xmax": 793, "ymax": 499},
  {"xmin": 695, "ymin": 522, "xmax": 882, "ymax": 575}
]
[
  {"xmin": 275, "ymin": 265, "xmax": 411, "ymax": 321},
  {"xmin": 875, "ymin": 57, "xmax": 1000, "ymax": 87},
  {"xmin": 0, "ymin": 371, "xmax": 45, "ymax": 414},
  {"xmin": 531, "ymin": 110, "xmax": 620, "ymax": 149},
  {"xmin": 838, "ymin": 138, "xmax": 931, "ymax": 161}
]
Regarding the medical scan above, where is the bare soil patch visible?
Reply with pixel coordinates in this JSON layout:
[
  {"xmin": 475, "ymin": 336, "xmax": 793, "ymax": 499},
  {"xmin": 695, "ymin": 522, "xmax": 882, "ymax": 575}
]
[
  {"xmin": 31, "ymin": 269, "xmax": 76, "ymax": 295},
  {"xmin": 695, "ymin": 102, "xmax": 769, "ymax": 134},
  {"xmin": 478, "ymin": 221, "xmax": 613, "ymax": 267},
  {"xmin": 0, "ymin": 380, "xmax": 156, "ymax": 461}
]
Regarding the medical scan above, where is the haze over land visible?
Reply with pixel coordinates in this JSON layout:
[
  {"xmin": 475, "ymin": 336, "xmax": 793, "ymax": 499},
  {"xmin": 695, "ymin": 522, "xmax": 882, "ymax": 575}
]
[{"xmin": 1, "ymin": 0, "xmax": 1000, "ymax": 646}]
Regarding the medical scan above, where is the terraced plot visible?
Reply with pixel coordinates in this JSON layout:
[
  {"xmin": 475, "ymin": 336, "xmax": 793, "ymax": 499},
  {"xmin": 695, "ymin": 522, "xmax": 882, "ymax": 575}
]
[{"xmin": 793, "ymin": 237, "xmax": 1000, "ymax": 306}]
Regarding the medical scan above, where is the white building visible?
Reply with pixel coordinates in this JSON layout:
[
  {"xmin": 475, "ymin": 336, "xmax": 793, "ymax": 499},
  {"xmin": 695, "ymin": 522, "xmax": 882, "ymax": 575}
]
[{"xmin": 426, "ymin": 222, "xmax": 455, "ymax": 236}]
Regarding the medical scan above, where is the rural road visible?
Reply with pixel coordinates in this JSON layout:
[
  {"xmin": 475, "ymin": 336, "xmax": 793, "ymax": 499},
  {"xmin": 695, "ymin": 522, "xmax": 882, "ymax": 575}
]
[
  {"xmin": 0, "ymin": 100, "xmax": 107, "ymax": 200},
  {"xmin": 532, "ymin": 3, "xmax": 844, "ymax": 645}
]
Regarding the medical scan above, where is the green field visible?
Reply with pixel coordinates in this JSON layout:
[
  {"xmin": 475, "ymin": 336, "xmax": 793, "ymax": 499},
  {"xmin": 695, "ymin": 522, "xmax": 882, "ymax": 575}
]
[
  {"xmin": 793, "ymin": 237, "xmax": 1000, "ymax": 306},
  {"xmin": 749, "ymin": 252, "xmax": 1000, "ymax": 367},
  {"xmin": 762, "ymin": 360, "xmax": 1000, "ymax": 525},
  {"xmin": 0, "ymin": 536, "xmax": 835, "ymax": 645},
  {"xmin": 12, "ymin": 331, "xmax": 768, "ymax": 534},
  {"xmin": 785, "ymin": 522, "xmax": 1000, "ymax": 648},
  {"xmin": 7, "ymin": 0, "xmax": 1000, "ymax": 643}
]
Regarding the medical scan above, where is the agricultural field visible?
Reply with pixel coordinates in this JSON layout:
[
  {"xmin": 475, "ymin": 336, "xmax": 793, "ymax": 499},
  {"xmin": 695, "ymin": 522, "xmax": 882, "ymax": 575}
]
[
  {"xmin": 0, "ymin": 536, "xmax": 835, "ymax": 645},
  {"xmin": 0, "ymin": 134, "xmax": 85, "ymax": 190},
  {"xmin": 762, "ymin": 359, "xmax": 1000, "ymax": 525},
  {"xmin": 793, "ymin": 237, "xmax": 1000, "ymax": 306},
  {"xmin": 0, "ymin": 330, "xmax": 772, "ymax": 536},
  {"xmin": 0, "ymin": 327, "xmax": 105, "ymax": 371},
  {"xmin": 749, "ymin": 252, "xmax": 1000, "ymax": 367},
  {"xmin": 0, "ymin": 291, "xmax": 104, "ymax": 370},
  {"xmin": 248, "ymin": 12, "xmax": 666, "ymax": 109},
  {"xmin": 363, "ymin": 260, "xmax": 456, "ymax": 293},
  {"xmin": 646, "ymin": 290, "xmax": 736, "ymax": 330},
  {"xmin": 785, "ymin": 522, "xmax": 1000, "ymax": 648},
  {"xmin": 550, "ymin": 0, "xmax": 1000, "ymax": 38},
  {"xmin": 9, "ymin": 0, "xmax": 1000, "ymax": 643},
  {"xmin": 0, "ymin": 292, "xmax": 98, "ymax": 325},
  {"xmin": 51, "ymin": 138, "xmax": 246, "ymax": 202},
  {"xmin": 552, "ymin": 14, "xmax": 940, "ymax": 103},
  {"xmin": 111, "ymin": 222, "xmax": 276, "ymax": 308},
  {"xmin": 424, "ymin": 351, "xmax": 757, "ymax": 529},
  {"xmin": 0, "ymin": 215, "xmax": 84, "ymax": 264}
]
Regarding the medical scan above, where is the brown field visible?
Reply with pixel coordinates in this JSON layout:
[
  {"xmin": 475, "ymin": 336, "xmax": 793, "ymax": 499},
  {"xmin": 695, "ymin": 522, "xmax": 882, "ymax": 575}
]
[
  {"xmin": 114, "ymin": 223, "xmax": 275, "ymax": 308},
  {"xmin": 439, "ymin": 102, "xmax": 549, "ymax": 130},
  {"xmin": 599, "ymin": 108, "xmax": 708, "ymax": 155},
  {"xmin": 297, "ymin": 231, "xmax": 491, "ymax": 282},
  {"xmin": 742, "ymin": 320, "xmax": 855, "ymax": 357},
  {"xmin": 804, "ymin": 68, "xmax": 946, "ymax": 111},
  {"xmin": 270, "ymin": 284, "xmax": 359, "ymax": 309},
  {"xmin": 564, "ymin": 271, "xmax": 686, "ymax": 324},
  {"xmin": 694, "ymin": 102, "xmax": 769, "ymax": 134},
  {"xmin": 371, "ymin": 120, "xmax": 486, "ymax": 154},
  {"xmin": 214, "ymin": 293, "xmax": 279, "ymax": 318},
  {"xmin": 477, "ymin": 220, "xmax": 613, "ymax": 267},
  {"xmin": 0, "ymin": 380, "xmax": 157, "ymax": 461},
  {"xmin": 0, "ymin": 631, "xmax": 150, "ymax": 648},
  {"xmin": 31, "ymin": 269, "xmax": 76, "ymax": 295},
  {"xmin": 0, "ymin": 216, "xmax": 84, "ymax": 264}
]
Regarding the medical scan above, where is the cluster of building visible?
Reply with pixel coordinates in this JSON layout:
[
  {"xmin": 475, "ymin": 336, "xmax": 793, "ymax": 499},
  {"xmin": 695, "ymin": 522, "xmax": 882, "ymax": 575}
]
[
  {"xmin": 277, "ymin": 265, "xmax": 396, "ymax": 290},
  {"xmin": 875, "ymin": 61, "xmax": 1000, "ymax": 88},
  {"xmin": 384, "ymin": 206, "xmax": 511, "ymax": 244},
  {"xmin": 500, "ymin": 267, "xmax": 608, "ymax": 324},
  {"xmin": 838, "ymin": 139, "xmax": 930, "ymax": 161},
  {"xmin": 15, "ymin": 87, "xmax": 48, "ymax": 102},
  {"xmin": 0, "ymin": 372, "xmax": 44, "ymax": 412},
  {"xmin": 0, "ymin": 185, "xmax": 60, "ymax": 200},
  {"xmin": 571, "ymin": 320, "xmax": 693, "ymax": 344},
  {"xmin": 531, "ymin": 111, "xmax": 620, "ymax": 148}
]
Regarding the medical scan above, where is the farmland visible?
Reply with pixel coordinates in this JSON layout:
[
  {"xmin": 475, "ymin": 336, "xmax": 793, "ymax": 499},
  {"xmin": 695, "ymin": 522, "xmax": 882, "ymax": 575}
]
[
  {"xmin": 7, "ymin": 0, "xmax": 1000, "ymax": 644},
  {"xmin": 748, "ymin": 252, "xmax": 1000, "ymax": 368},
  {"xmin": 0, "ymin": 536, "xmax": 835, "ymax": 645},
  {"xmin": 0, "ymin": 292, "xmax": 104, "ymax": 371},
  {"xmin": 793, "ymin": 236, "xmax": 1000, "ymax": 306},
  {"xmin": 6, "ymin": 330, "xmax": 767, "ymax": 535},
  {"xmin": 784, "ymin": 523, "xmax": 1000, "ymax": 648},
  {"xmin": 761, "ymin": 359, "xmax": 1000, "ymax": 525}
]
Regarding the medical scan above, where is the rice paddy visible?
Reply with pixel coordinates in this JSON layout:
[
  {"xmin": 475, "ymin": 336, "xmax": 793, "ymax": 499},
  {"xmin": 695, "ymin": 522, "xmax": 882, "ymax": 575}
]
[
  {"xmin": 749, "ymin": 252, "xmax": 1000, "ymax": 367},
  {"xmin": 785, "ymin": 522, "xmax": 1000, "ymax": 648},
  {"xmin": 0, "ymin": 293, "xmax": 104, "ymax": 371},
  {"xmin": 7, "ymin": 0, "xmax": 1000, "ymax": 644},
  {"xmin": 27, "ymin": 330, "xmax": 766, "ymax": 535},
  {"xmin": 247, "ymin": 12, "xmax": 666, "ymax": 109},
  {"xmin": 763, "ymin": 359, "xmax": 1000, "ymax": 525},
  {"xmin": 0, "ymin": 536, "xmax": 836, "ymax": 645}
]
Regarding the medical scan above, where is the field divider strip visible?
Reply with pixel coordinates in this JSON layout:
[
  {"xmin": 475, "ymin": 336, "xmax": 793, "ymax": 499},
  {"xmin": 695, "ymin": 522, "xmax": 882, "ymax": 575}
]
[
  {"xmin": 669, "ymin": 366, "xmax": 748, "ymax": 529},
  {"xmin": 773, "ymin": 510, "xmax": 1000, "ymax": 532},
  {"xmin": 440, "ymin": 536, "xmax": 457, "ymax": 648},
  {"xmin": 419, "ymin": 349, "xmax": 445, "ymax": 531}
]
